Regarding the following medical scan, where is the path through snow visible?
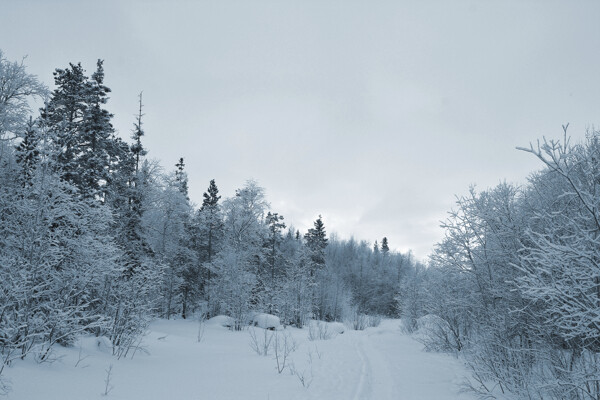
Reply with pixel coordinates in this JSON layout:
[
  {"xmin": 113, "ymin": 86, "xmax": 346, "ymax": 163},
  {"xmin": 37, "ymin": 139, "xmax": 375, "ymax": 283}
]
[{"xmin": 4, "ymin": 319, "xmax": 474, "ymax": 399}]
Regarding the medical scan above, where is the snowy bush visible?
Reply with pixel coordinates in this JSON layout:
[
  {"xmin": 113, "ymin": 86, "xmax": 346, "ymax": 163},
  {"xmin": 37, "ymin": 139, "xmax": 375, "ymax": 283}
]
[
  {"xmin": 308, "ymin": 320, "xmax": 337, "ymax": 341},
  {"xmin": 367, "ymin": 315, "xmax": 382, "ymax": 328},
  {"xmin": 347, "ymin": 308, "xmax": 369, "ymax": 331},
  {"xmin": 413, "ymin": 314, "xmax": 463, "ymax": 353},
  {"xmin": 345, "ymin": 306, "xmax": 380, "ymax": 330},
  {"xmin": 250, "ymin": 313, "xmax": 281, "ymax": 330}
]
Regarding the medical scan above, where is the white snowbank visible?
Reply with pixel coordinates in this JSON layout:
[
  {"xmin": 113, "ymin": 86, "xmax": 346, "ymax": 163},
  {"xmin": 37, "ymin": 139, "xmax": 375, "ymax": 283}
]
[
  {"xmin": 250, "ymin": 313, "xmax": 281, "ymax": 330},
  {"xmin": 308, "ymin": 320, "xmax": 346, "ymax": 340},
  {"xmin": 206, "ymin": 315, "xmax": 234, "ymax": 328},
  {"xmin": 3, "ymin": 318, "xmax": 474, "ymax": 400},
  {"xmin": 329, "ymin": 322, "xmax": 346, "ymax": 334}
]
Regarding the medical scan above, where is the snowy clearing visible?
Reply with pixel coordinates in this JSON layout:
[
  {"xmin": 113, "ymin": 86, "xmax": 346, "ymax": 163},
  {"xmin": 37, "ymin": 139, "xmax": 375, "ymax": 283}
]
[{"xmin": 3, "ymin": 319, "xmax": 473, "ymax": 400}]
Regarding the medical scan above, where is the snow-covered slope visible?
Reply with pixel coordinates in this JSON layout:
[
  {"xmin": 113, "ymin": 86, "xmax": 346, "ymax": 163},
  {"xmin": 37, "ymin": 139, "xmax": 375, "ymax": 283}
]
[{"xmin": 3, "ymin": 319, "xmax": 473, "ymax": 399}]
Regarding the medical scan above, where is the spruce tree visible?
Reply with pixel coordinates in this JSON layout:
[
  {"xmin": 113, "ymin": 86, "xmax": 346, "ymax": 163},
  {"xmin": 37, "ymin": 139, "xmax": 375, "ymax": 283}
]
[
  {"xmin": 111, "ymin": 98, "xmax": 152, "ymax": 278},
  {"xmin": 201, "ymin": 179, "xmax": 221, "ymax": 211},
  {"xmin": 193, "ymin": 179, "xmax": 223, "ymax": 296},
  {"xmin": 381, "ymin": 237, "xmax": 390, "ymax": 254},
  {"xmin": 39, "ymin": 62, "xmax": 87, "ymax": 187},
  {"xmin": 130, "ymin": 92, "xmax": 146, "ymax": 174},
  {"xmin": 265, "ymin": 212, "xmax": 286, "ymax": 281},
  {"xmin": 304, "ymin": 215, "xmax": 328, "ymax": 275},
  {"xmin": 40, "ymin": 60, "xmax": 119, "ymax": 199},
  {"xmin": 200, "ymin": 179, "xmax": 222, "ymax": 263},
  {"xmin": 175, "ymin": 157, "xmax": 189, "ymax": 199},
  {"xmin": 14, "ymin": 116, "xmax": 39, "ymax": 186},
  {"xmin": 304, "ymin": 215, "xmax": 328, "ymax": 319},
  {"xmin": 79, "ymin": 60, "xmax": 114, "ymax": 198}
]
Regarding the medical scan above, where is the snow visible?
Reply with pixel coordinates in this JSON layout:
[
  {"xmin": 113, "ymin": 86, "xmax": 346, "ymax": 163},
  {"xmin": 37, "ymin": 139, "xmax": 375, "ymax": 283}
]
[
  {"xmin": 205, "ymin": 315, "xmax": 234, "ymax": 328},
  {"xmin": 3, "ymin": 319, "xmax": 474, "ymax": 400},
  {"xmin": 250, "ymin": 313, "xmax": 281, "ymax": 329},
  {"xmin": 328, "ymin": 321, "xmax": 346, "ymax": 334}
]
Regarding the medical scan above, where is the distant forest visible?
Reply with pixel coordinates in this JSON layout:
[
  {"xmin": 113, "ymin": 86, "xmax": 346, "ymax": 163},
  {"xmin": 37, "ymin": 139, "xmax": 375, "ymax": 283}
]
[
  {"xmin": 0, "ymin": 52, "xmax": 416, "ymax": 379},
  {"xmin": 2, "ymin": 51, "xmax": 600, "ymax": 399}
]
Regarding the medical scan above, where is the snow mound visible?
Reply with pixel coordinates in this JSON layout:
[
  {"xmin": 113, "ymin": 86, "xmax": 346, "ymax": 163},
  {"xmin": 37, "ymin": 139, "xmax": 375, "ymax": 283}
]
[
  {"xmin": 206, "ymin": 315, "xmax": 235, "ymax": 328},
  {"xmin": 251, "ymin": 313, "xmax": 281, "ymax": 330},
  {"xmin": 329, "ymin": 322, "xmax": 345, "ymax": 334},
  {"xmin": 308, "ymin": 320, "xmax": 345, "ymax": 340}
]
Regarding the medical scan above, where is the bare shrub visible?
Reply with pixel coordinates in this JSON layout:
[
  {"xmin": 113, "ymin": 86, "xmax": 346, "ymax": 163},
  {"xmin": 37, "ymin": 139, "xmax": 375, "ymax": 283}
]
[
  {"xmin": 308, "ymin": 321, "xmax": 333, "ymax": 341},
  {"xmin": 75, "ymin": 343, "xmax": 90, "ymax": 368},
  {"xmin": 413, "ymin": 314, "xmax": 463, "ymax": 353},
  {"xmin": 197, "ymin": 312, "xmax": 207, "ymax": 343},
  {"xmin": 346, "ymin": 306, "xmax": 379, "ymax": 331},
  {"xmin": 0, "ymin": 350, "xmax": 14, "ymax": 395},
  {"xmin": 248, "ymin": 327, "xmax": 274, "ymax": 356},
  {"xmin": 351, "ymin": 312, "xmax": 368, "ymax": 331},
  {"xmin": 273, "ymin": 330, "xmax": 297, "ymax": 374},
  {"xmin": 102, "ymin": 364, "xmax": 114, "ymax": 396},
  {"xmin": 367, "ymin": 315, "xmax": 382, "ymax": 328},
  {"xmin": 289, "ymin": 360, "xmax": 313, "ymax": 388}
]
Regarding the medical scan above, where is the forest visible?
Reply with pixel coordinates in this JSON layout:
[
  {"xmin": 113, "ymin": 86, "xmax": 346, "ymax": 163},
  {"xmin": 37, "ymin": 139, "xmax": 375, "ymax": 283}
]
[
  {"xmin": 2, "ymin": 50, "xmax": 600, "ymax": 399},
  {"xmin": 0, "ymin": 52, "xmax": 416, "ymax": 394}
]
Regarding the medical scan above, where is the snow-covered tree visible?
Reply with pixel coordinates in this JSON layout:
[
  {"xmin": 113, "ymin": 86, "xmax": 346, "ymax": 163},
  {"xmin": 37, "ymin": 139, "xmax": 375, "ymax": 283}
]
[
  {"xmin": 0, "ymin": 50, "xmax": 47, "ymax": 140},
  {"xmin": 208, "ymin": 180, "xmax": 268, "ymax": 324}
]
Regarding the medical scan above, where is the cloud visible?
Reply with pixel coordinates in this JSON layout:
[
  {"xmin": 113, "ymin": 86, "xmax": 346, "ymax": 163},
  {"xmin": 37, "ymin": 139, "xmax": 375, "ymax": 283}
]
[{"xmin": 2, "ymin": 0, "xmax": 599, "ymax": 260}]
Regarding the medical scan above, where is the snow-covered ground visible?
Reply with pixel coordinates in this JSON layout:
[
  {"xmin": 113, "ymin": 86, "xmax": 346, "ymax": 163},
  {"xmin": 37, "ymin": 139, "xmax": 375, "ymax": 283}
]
[{"xmin": 3, "ymin": 318, "xmax": 473, "ymax": 399}]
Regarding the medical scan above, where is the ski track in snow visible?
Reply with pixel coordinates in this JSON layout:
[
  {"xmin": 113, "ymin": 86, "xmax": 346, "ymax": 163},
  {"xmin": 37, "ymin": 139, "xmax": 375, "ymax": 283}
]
[{"xmin": 351, "ymin": 337, "xmax": 371, "ymax": 400}]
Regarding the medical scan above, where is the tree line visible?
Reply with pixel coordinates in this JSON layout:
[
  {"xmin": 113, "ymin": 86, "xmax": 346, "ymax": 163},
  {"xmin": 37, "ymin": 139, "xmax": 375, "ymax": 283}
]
[{"xmin": 0, "ymin": 51, "xmax": 415, "ymax": 390}]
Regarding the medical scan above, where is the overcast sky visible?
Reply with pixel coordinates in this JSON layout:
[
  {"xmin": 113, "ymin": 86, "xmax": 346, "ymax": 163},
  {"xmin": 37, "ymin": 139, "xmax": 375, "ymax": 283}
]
[{"xmin": 2, "ymin": 1, "xmax": 599, "ymax": 259}]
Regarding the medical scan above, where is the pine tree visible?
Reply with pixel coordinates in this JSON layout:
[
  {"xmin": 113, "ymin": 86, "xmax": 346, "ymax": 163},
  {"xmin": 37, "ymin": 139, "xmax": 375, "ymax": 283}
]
[
  {"xmin": 304, "ymin": 215, "xmax": 328, "ymax": 275},
  {"xmin": 263, "ymin": 212, "xmax": 286, "ymax": 313},
  {"xmin": 40, "ymin": 60, "xmax": 119, "ymax": 199},
  {"xmin": 201, "ymin": 179, "xmax": 221, "ymax": 211},
  {"xmin": 175, "ymin": 157, "xmax": 189, "ymax": 199},
  {"xmin": 155, "ymin": 159, "xmax": 196, "ymax": 319},
  {"xmin": 130, "ymin": 92, "xmax": 146, "ymax": 174},
  {"xmin": 381, "ymin": 237, "xmax": 390, "ymax": 254},
  {"xmin": 14, "ymin": 116, "xmax": 40, "ymax": 186},
  {"xmin": 265, "ymin": 212, "xmax": 286, "ymax": 282},
  {"xmin": 110, "ymin": 98, "xmax": 152, "ymax": 278},
  {"xmin": 304, "ymin": 215, "xmax": 329, "ymax": 319},
  {"xmin": 39, "ymin": 62, "xmax": 87, "ymax": 187},
  {"xmin": 79, "ymin": 60, "xmax": 114, "ymax": 198},
  {"xmin": 199, "ymin": 179, "xmax": 222, "ymax": 264}
]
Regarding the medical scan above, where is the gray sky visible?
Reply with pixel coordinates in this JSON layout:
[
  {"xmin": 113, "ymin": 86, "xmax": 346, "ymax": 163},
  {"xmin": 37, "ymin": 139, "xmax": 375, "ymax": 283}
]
[{"xmin": 2, "ymin": 0, "xmax": 599, "ymax": 260}]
